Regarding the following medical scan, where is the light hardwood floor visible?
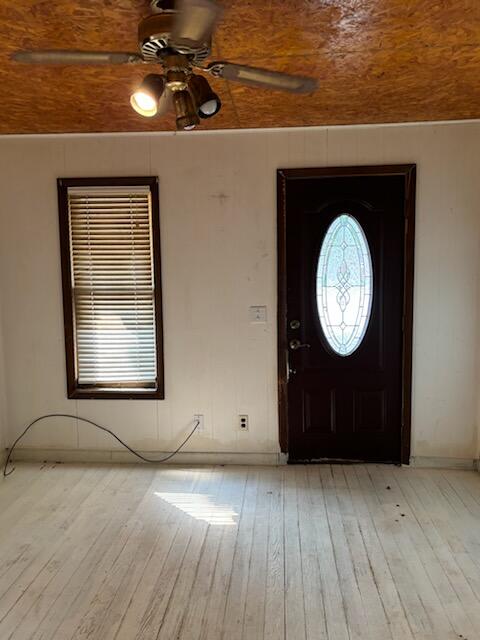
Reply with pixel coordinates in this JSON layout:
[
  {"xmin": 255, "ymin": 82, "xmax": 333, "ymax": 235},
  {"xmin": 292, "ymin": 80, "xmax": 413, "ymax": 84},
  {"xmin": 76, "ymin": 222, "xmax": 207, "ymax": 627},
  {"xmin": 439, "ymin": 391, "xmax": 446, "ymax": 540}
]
[{"xmin": 1, "ymin": 462, "xmax": 480, "ymax": 639}]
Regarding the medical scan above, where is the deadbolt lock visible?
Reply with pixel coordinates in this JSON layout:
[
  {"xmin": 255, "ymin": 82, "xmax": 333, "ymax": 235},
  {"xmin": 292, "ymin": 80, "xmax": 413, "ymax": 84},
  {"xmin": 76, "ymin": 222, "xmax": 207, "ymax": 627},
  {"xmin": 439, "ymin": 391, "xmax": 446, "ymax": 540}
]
[{"xmin": 289, "ymin": 319, "xmax": 301, "ymax": 329}]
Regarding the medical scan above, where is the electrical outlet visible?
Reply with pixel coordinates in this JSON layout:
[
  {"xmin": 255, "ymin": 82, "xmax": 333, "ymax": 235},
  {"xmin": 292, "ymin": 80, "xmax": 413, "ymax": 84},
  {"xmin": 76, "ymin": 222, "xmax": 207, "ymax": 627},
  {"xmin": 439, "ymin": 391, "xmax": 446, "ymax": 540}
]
[
  {"xmin": 239, "ymin": 414, "xmax": 249, "ymax": 431},
  {"xmin": 194, "ymin": 414, "xmax": 205, "ymax": 432}
]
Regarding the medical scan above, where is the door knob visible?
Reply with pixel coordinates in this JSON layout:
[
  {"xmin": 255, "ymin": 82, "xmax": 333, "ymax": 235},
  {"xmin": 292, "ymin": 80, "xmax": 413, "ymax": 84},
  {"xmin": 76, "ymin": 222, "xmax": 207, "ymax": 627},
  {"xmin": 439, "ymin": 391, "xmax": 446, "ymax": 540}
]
[{"xmin": 289, "ymin": 339, "xmax": 311, "ymax": 351}]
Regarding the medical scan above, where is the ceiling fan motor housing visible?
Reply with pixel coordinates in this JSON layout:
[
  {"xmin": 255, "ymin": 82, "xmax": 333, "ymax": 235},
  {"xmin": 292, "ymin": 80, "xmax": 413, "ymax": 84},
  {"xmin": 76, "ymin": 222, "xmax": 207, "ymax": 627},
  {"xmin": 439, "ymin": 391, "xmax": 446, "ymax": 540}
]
[{"xmin": 138, "ymin": 14, "xmax": 211, "ymax": 64}]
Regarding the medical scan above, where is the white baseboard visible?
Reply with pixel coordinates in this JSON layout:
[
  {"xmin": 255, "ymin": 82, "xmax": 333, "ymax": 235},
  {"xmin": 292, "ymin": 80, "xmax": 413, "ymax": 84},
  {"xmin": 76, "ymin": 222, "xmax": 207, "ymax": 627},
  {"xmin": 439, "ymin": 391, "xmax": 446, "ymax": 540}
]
[
  {"xmin": 7, "ymin": 448, "xmax": 478, "ymax": 470},
  {"xmin": 410, "ymin": 456, "xmax": 478, "ymax": 470},
  {"xmin": 11, "ymin": 447, "xmax": 286, "ymax": 466}
]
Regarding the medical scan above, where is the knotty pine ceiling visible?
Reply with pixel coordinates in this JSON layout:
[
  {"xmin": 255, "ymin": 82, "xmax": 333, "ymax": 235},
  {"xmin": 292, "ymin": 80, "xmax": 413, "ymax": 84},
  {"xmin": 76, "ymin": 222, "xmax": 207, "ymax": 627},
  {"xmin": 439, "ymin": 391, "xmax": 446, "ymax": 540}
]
[{"xmin": 1, "ymin": 1, "xmax": 480, "ymax": 134}]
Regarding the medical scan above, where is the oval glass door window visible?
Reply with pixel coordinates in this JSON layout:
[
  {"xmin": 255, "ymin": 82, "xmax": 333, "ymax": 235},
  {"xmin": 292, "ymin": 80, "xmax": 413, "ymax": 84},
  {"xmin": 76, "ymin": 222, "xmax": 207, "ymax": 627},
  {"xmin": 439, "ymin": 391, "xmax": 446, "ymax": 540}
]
[{"xmin": 316, "ymin": 214, "xmax": 373, "ymax": 356}]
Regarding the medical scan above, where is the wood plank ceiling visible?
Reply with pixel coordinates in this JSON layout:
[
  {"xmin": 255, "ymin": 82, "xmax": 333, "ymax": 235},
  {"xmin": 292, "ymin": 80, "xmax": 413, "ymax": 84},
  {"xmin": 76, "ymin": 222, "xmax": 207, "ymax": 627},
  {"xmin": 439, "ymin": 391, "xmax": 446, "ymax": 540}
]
[{"xmin": 0, "ymin": 1, "xmax": 480, "ymax": 134}]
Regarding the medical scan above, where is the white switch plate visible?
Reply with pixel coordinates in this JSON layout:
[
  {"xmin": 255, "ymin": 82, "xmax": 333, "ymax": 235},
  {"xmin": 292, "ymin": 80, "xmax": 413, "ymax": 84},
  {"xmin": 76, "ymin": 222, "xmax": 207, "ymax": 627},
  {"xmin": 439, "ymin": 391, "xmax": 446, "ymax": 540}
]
[{"xmin": 249, "ymin": 306, "xmax": 267, "ymax": 323}]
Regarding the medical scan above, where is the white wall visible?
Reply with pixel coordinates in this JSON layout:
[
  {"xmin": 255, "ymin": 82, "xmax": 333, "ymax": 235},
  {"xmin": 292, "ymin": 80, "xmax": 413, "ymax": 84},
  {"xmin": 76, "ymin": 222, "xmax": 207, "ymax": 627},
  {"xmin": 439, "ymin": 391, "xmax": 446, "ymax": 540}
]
[
  {"xmin": 0, "ymin": 121, "xmax": 479, "ymax": 462},
  {"xmin": 0, "ymin": 294, "xmax": 7, "ymax": 460}
]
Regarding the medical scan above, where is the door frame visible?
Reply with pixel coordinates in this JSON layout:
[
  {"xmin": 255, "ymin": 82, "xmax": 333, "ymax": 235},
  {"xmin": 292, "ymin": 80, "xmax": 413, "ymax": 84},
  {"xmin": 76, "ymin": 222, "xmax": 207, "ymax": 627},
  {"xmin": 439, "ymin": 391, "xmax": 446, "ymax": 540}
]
[{"xmin": 277, "ymin": 164, "xmax": 416, "ymax": 464}]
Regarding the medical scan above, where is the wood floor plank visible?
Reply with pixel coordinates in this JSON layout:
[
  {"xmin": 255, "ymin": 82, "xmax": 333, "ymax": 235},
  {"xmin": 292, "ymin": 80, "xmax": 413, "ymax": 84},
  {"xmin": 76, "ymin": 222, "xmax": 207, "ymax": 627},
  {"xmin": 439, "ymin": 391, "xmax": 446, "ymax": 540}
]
[
  {"xmin": 32, "ymin": 467, "xmax": 155, "ymax": 640},
  {"xmin": 156, "ymin": 467, "xmax": 224, "ymax": 639},
  {"xmin": 70, "ymin": 469, "xmax": 187, "ymax": 640},
  {"xmin": 0, "ymin": 465, "xmax": 91, "ymax": 549},
  {"xmin": 331, "ymin": 466, "xmax": 393, "ymax": 640},
  {"xmin": 263, "ymin": 467, "xmax": 285, "ymax": 640},
  {"xmin": 391, "ymin": 466, "xmax": 480, "ymax": 635},
  {"xmin": 241, "ymin": 468, "xmax": 272, "ymax": 640},
  {"xmin": 306, "ymin": 466, "xmax": 350, "ymax": 640},
  {"xmin": 412, "ymin": 470, "xmax": 480, "ymax": 591},
  {"xmin": 319, "ymin": 465, "xmax": 371, "ymax": 640},
  {"xmin": 1, "ymin": 468, "xmax": 121, "ymax": 639},
  {"xmin": 197, "ymin": 468, "xmax": 249, "ymax": 640},
  {"xmin": 0, "ymin": 464, "xmax": 47, "ymax": 522},
  {"xmin": 367, "ymin": 465, "xmax": 460, "ymax": 640},
  {"xmin": 178, "ymin": 467, "xmax": 245, "ymax": 640},
  {"xmin": 0, "ymin": 466, "xmax": 114, "ymax": 631},
  {"xmin": 0, "ymin": 463, "xmax": 479, "ymax": 640},
  {"xmin": 343, "ymin": 465, "xmax": 415, "ymax": 640},
  {"xmin": 221, "ymin": 468, "xmax": 260, "ymax": 640},
  {"xmin": 353, "ymin": 465, "xmax": 435, "ymax": 639},
  {"xmin": 282, "ymin": 466, "xmax": 307, "ymax": 640},
  {"xmin": 120, "ymin": 468, "xmax": 205, "ymax": 640},
  {"xmin": 379, "ymin": 465, "xmax": 478, "ymax": 639},
  {"xmin": 295, "ymin": 466, "xmax": 327, "ymax": 640},
  {"xmin": 112, "ymin": 527, "xmax": 180, "ymax": 639},
  {"xmin": 98, "ymin": 469, "xmax": 193, "ymax": 640}
]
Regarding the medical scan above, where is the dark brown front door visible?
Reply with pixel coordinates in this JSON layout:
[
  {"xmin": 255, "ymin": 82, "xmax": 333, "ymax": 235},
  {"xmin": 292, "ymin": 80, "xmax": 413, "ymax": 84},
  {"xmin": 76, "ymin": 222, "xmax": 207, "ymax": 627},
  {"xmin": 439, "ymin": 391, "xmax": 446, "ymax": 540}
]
[{"xmin": 277, "ymin": 166, "xmax": 416, "ymax": 464}]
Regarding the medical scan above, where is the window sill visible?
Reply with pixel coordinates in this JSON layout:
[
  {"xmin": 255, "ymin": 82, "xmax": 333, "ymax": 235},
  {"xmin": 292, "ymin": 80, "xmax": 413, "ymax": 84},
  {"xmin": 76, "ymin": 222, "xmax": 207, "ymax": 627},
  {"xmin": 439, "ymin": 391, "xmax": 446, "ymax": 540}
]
[{"xmin": 68, "ymin": 387, "xmax": 165, "ymax": 400}]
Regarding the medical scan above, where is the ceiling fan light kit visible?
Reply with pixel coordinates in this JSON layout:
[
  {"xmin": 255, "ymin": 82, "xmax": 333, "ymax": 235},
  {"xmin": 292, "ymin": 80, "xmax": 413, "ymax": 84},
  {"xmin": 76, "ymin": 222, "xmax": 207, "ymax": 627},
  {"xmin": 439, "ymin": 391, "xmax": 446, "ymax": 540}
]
[
  {"xmin": 173, "ymin": 89, "xmax": 200, "ymax": 130},
  {"xmin": 188, "ymin": 74, "xmax": 221, "ymax": 118},
  {"xmin": 12, "ymin": 0, "xmax": 318, "ymax": 132},
  {"xmin": 130, "ymin": 73, "xmax": 165, "ymax": 117}
]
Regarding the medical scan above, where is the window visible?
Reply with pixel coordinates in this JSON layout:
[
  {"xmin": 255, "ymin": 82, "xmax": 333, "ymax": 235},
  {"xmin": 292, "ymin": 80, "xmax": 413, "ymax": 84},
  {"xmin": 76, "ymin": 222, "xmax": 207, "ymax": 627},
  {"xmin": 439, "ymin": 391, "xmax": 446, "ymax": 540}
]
[
  {"xmin": 58, "ymin": 177, "xmax": 164, "ymax": 399},
  {"xmin": 316, "ymin": 213, "xmax": 373, "ymax": 356}
]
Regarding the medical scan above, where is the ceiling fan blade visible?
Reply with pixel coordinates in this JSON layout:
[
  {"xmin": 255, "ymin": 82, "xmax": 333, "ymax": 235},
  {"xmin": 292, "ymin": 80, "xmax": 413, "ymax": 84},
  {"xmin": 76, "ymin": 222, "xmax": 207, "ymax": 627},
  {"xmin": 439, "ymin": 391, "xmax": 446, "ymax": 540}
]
[
  {"xmin": 11, "ymin": 50, "xmax": 143, "ymax": 65},
  {"xmin": 210, "ymin": 62, "xmax": 317, "ymax": 94},
  {"xmin": 170, "ymin": 0, "xmax": 223, "ymax": 50}
]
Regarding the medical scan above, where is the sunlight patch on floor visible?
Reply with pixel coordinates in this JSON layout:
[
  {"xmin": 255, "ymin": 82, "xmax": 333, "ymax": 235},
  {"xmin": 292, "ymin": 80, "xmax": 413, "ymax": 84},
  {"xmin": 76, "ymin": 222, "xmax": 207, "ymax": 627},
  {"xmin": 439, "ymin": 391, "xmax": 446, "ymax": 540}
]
[{"xmin": 155, "ymin": 492, "xmax": 238, "ymax": 526}]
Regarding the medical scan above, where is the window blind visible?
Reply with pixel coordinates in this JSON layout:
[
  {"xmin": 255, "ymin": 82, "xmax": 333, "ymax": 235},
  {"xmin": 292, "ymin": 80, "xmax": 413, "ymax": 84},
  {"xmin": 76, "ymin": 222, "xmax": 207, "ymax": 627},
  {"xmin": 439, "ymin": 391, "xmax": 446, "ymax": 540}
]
[{"xmin": 68, "ymin": 186, "xmax": 157, "ymax": 389}]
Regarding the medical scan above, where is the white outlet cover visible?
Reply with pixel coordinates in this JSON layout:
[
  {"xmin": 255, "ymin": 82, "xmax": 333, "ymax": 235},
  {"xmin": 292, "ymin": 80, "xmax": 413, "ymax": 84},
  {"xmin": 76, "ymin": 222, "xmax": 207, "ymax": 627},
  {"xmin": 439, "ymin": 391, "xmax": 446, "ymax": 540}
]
[
  {"xmin": 194, "ymin": 414, "xmax": 205, "ymax": 432},
  {"xmin": 249, "ymin": 306, "xmax": 267, "ymax": 324}
]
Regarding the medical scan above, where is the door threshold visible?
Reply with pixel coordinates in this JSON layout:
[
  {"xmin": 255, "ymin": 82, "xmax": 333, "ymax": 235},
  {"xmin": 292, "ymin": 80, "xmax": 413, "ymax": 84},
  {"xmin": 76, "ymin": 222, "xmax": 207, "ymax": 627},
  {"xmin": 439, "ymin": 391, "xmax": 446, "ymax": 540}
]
[{"xmin": 287, "ymin": 457, "xmax": 401, "ymax": 465}]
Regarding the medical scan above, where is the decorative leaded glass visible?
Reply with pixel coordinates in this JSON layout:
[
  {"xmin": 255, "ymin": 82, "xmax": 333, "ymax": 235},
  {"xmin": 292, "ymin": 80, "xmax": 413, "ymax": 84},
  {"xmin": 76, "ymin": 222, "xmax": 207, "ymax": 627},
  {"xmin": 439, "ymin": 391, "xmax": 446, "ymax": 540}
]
[{"xmin": 316, "ymin": 214, "xmax": 373, "ymax": 356}]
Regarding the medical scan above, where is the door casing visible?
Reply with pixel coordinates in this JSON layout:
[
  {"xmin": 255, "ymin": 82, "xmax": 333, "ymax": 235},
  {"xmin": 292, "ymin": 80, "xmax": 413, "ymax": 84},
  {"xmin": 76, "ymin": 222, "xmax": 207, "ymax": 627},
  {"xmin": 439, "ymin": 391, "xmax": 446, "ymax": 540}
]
[{"xmin": 277, "ymin": 165, "xmax": 416, "ymax": 465}]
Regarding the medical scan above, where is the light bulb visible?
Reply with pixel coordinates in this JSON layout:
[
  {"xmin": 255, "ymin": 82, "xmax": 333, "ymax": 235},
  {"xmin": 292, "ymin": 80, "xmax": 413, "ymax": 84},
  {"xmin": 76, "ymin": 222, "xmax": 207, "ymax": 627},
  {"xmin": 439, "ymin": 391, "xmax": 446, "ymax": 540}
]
[
  {"xmin": 130, "ymin": 74, "xmax": 165, "ymax": 118},
  {"xmin": 199, "ymin": 99, "xmax": 218, "ymax": 117},
  {"xmin": 130, "ymin": 91, "xmax": 158, "ymax": 117}
]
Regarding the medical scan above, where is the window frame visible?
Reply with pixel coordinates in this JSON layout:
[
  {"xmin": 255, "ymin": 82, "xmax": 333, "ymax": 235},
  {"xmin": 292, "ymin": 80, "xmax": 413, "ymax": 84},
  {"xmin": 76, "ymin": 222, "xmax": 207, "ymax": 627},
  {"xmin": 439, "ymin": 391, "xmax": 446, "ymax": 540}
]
[{"xmin": 58, "ymin": 176, "xmax": 164, "ymax": 400}]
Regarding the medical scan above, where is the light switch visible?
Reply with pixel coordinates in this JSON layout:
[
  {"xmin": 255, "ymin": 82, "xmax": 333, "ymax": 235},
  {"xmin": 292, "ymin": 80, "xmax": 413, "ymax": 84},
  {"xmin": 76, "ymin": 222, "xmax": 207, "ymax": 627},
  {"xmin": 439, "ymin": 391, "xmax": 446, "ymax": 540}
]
[{"xmin": 249, "ymin": 305, "xmax": 267, "ymax": 323}]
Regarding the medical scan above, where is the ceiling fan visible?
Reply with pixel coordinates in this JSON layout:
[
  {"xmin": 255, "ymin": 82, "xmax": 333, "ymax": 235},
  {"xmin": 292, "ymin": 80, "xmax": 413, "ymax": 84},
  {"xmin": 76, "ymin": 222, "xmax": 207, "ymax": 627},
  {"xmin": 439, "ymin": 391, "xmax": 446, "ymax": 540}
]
[{"xmin": 12, "ymin": 0, "xmax": 318, "ymax": 131}]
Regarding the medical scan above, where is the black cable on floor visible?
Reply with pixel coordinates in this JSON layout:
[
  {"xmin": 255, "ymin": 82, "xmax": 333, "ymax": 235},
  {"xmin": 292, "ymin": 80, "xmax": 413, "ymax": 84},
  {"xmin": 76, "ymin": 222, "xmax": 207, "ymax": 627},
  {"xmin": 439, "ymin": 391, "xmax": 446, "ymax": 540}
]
[{"xmin": 3, "ymin": 414, "xmax": 200, "ymax": 477}]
